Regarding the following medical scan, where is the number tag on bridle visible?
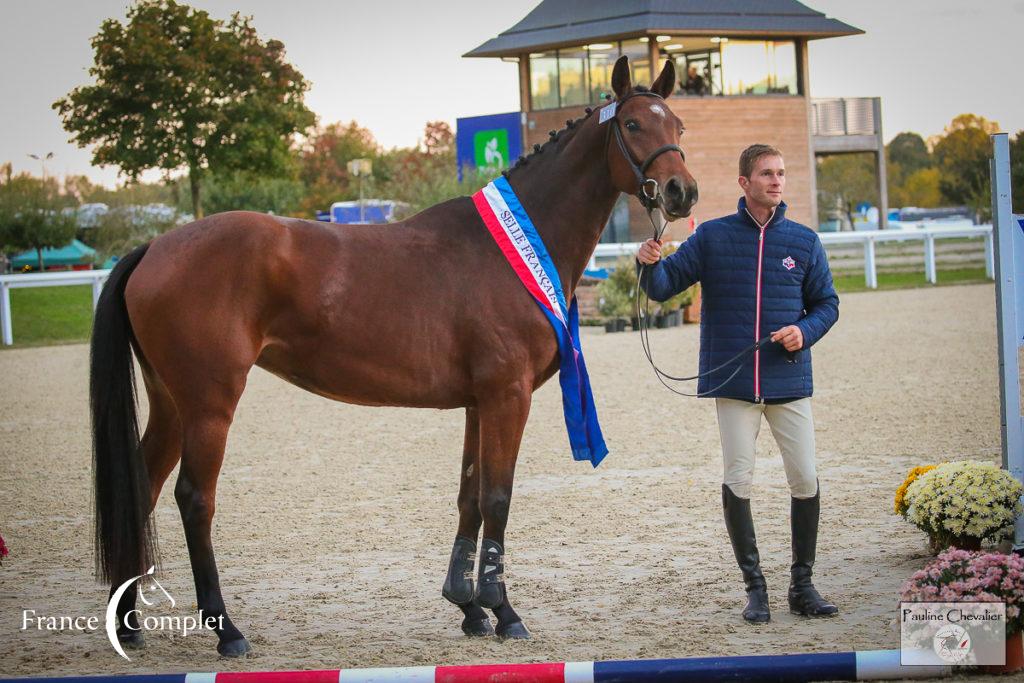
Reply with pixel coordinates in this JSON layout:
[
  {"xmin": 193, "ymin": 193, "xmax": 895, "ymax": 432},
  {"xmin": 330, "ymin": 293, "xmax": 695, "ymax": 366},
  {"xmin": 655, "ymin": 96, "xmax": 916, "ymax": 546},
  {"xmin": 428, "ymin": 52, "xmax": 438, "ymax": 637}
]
[{"xmin": 598, "ymin": 101, "xmax": 617, "ymax": 124}]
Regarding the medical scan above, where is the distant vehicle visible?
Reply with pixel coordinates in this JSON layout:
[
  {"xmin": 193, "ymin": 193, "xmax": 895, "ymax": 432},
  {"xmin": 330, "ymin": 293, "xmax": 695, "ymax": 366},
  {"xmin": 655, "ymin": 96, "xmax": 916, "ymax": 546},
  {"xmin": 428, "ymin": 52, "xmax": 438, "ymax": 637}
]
[
  {"xmin": 325, "ymin": 199, "xmax": 407, "ymax": 224},
  {"xmin": 896, "ymin": 206, "xmax": 974, "ymax": 223}
]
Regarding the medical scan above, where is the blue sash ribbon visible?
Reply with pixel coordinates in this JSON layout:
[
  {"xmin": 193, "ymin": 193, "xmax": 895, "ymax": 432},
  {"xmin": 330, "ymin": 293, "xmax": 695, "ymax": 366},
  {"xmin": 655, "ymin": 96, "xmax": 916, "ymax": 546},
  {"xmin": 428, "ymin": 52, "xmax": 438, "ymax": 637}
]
[{"xmin": 474, "ymin": 177, "xmax": 609, "ymax": 466}]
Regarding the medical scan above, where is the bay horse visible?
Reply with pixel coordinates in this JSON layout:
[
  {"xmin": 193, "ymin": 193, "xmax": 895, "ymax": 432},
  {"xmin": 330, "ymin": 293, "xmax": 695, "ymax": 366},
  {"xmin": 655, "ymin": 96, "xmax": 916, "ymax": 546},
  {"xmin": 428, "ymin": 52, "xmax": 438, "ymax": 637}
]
[{"xmin": 91, "ymin": 56, "xmax": 697, "ymax": 656}]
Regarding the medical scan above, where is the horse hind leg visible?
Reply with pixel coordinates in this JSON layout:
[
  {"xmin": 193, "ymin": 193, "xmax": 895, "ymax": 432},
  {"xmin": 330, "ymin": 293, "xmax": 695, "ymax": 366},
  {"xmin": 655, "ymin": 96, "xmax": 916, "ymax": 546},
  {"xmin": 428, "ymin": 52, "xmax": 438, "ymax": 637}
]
[
  {"xmin": 442, "ymin": 407, "xmax": 494, "ymax": 637},
  {"xmin": 109, "ymin": 365, "xmax": 183, "ymax": 649},
  {"xmin": 174, "ymin": 386, "xmax": 252, "ymax": 657}
]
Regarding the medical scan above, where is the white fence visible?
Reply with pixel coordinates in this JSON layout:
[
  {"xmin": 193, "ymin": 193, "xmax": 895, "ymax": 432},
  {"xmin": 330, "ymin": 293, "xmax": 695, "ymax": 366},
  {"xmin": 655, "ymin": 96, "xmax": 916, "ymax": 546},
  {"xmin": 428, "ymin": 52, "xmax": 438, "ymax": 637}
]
[
  {"xmin": 818, "ymin": 224, "xmax": 993, "ymax": 288},
  {"xmin": 588, "ymin": 225, "xmax": 994, "ymax": 290},
  {"xmin": 0, "ymin": 269, "xmax": 111, "ymax": 346},
  {"xmin": 0, "ymin": 225, "xmax": 996, "ymax": 346}
]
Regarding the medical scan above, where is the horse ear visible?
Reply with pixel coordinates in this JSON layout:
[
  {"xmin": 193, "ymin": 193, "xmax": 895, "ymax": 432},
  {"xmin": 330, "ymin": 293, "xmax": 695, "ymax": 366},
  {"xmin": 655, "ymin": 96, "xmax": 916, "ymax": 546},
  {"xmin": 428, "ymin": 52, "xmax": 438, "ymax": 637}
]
[
  {"xmin": 650, "ymin": 59, "xmax": 676, "ymax": 99},
  {"xmin": 611, "ymin": 55, "xmax": 631, "ymax": 100}
]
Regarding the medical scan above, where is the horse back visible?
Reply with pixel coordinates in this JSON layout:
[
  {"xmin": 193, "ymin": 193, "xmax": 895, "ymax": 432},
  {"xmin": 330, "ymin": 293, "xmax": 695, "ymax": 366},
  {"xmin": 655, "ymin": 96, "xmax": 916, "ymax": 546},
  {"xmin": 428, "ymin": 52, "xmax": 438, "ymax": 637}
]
[{"xmin": 125, "ymin": 206, "xmax": 560, "ymax": 409}]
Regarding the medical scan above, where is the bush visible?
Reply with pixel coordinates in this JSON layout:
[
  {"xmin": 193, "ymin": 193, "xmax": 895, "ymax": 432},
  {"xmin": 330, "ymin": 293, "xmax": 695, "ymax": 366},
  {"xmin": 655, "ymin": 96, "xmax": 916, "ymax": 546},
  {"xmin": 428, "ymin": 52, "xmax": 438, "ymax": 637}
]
[
  {"xmin": 596, "ymin": 258, "xmax": 637, "ymax": 318},
  {"xmin": 901, "ymin": 548, "xmax": 1024, "ymax": 635},
  {"xmin": 90, "ymin": 205, "xmax": 182, "ymax": 264},
  {"xmin": 903, "ymin": 460, "xmax": 1023, "ymax": 550}
]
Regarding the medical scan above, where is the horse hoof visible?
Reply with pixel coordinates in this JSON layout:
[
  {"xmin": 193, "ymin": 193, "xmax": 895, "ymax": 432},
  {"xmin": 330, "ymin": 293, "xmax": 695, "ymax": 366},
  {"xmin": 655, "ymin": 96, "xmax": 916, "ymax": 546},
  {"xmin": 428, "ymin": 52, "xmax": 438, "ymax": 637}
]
[
  {"xmin": 496, "ymin": 620, "xmax": 531, "ymax": 640},
  {"xmin": 461, "ymin": 616, "xmax": 495, "ymax": 637},
  {"xmin": 217, "ymin": 637, "xmax": 252, "ymax": 658},
  {"xmin": 118, "ymin": 631, "xmax": 144, "ymax": 649}
]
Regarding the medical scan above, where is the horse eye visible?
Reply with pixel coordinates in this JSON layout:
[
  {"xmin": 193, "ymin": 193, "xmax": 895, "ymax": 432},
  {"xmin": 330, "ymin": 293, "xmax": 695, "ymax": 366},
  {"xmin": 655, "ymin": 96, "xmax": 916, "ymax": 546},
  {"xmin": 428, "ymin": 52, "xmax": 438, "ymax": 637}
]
[
  {"xmin": 679, "ymin": 127, "xmax": 686, "ymax": 136},
  {"xmin": 625, "ymin": 120, "xmax": 640, "ymax": 132}
]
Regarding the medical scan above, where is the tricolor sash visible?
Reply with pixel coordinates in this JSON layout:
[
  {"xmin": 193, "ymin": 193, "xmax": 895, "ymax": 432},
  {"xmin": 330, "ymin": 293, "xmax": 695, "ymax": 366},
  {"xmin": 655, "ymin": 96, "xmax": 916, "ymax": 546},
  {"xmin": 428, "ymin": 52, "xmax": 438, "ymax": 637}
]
[{"xmin": 471, "ymin": 176, "xmax": 609, "ymax": 467}]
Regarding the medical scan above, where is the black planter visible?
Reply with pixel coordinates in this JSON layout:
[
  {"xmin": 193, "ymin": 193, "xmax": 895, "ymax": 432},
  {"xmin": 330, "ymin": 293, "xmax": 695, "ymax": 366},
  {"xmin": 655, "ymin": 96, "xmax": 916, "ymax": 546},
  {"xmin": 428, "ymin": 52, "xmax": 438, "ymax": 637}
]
[
  {"xmin": 616, "ymin": 318, "xmax": 627, "ymax": 332},
  {"xmin": 655, "ymin": 314, "xmax": 669, "ymax": 329},
  {"xmin": 630, "ymin": 316, "xmax": 641, "ymax": 331},
  {"xmin": 604, "ymin": 321, "xmax": 618, "ymax": 333}
]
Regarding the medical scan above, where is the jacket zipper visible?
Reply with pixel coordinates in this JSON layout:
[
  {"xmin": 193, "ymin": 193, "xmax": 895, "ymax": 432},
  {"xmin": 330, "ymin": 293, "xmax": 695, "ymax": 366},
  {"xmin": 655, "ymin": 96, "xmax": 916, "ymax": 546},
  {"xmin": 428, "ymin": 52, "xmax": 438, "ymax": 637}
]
[{"xmin": 754, "ymin": 225, "xmax": 767, "ymax": 401}]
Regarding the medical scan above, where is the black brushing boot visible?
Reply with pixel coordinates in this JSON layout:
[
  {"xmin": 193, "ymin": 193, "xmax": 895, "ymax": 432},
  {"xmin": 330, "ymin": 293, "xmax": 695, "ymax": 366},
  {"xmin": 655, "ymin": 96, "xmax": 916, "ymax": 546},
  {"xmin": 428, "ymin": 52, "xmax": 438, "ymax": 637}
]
[
  {"xmin": 722, "ymin": 484, "xmax": 771, "ymax": 624},
  {"xmin": 473, "ymin": 539, "xmax": 505, "ymax": 610},
  {"xmin": 789, "ymin": 487, "xmax": 839, "ymax": 617},
  {"xmin": 474, "ymin": 539, "xmax": 529, "ymax": 640},
  {"xmin": 442, "ymin": 536, "xmax": 494, "ymax": 636}
]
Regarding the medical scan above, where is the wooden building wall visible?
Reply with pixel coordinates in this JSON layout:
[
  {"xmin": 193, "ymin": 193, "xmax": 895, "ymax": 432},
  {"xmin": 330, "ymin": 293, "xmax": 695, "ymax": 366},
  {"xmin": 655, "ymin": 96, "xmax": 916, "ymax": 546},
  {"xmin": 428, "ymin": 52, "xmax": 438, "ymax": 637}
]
[{"xmin": 523, "ymin": 95, "xmax": 814, "ymax": 241}]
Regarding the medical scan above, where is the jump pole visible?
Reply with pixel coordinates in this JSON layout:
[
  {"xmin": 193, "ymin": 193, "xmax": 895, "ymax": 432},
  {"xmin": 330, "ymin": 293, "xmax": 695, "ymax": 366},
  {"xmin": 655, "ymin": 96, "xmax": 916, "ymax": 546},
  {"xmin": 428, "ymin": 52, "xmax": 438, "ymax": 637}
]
[
  {"xmin": 991, "ymin": 133, "xmax": 1024, "ymax": 552},
  {"xmin": 0, "ymin": 650, "xmax": 951, "ymax": 683}
]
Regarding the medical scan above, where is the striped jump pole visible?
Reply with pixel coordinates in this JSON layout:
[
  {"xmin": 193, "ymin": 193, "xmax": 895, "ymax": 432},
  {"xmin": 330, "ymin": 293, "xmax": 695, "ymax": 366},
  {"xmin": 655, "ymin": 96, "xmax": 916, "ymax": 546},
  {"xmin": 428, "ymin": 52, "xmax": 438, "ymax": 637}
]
[{"xmin": 0, "ymin": 650, "xmax": 950, "ymax": 683}]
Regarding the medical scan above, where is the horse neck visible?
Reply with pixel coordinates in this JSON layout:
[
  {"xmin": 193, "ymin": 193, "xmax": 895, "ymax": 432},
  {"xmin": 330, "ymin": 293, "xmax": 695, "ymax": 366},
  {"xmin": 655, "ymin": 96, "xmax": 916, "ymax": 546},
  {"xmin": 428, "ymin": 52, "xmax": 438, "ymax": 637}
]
[{"xmin": 506, "ymin": 117, "xmax": 620, "ymax": 298}]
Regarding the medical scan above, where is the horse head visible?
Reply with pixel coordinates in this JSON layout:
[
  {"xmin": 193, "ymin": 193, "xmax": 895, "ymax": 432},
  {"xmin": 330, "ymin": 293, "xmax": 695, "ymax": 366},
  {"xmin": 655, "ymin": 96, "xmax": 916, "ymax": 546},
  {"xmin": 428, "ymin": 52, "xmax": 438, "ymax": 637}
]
[{"xmin": 606, "ymin": 56, "xmax": 699, "ymax": 221}]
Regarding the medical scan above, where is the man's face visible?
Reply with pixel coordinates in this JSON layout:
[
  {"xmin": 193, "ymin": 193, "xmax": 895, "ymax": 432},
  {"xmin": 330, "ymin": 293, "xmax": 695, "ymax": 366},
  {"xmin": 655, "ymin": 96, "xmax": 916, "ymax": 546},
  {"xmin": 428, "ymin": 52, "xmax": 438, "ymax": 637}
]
[
  {"xmin": 739, "ymin": 155, "xmax": 785, "ymax": 209},
  {"xmin": 688, "ymin": 67, "xmax": 698, "ymax": 78}
]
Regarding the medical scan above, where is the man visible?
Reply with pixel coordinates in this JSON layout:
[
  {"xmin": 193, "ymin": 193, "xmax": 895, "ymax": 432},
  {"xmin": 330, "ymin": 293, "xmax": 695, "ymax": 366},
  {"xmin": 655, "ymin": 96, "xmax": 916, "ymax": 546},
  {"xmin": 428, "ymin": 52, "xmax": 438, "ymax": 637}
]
[
  {"xmin": 681, "ymin": 66, "xmax": 706, "ymax": 95},
  {"xmin": 636, "ymin": 145, "xmax": 839, "ymax": 623}
]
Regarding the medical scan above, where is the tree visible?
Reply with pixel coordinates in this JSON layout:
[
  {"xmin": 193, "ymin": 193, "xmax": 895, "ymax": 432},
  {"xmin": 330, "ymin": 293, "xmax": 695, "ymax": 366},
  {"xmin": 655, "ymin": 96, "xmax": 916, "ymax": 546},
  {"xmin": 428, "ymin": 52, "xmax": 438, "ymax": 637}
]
[
  {"xmin": 54, "ymin": 0, "xmax": 314, "ymax": 219},
  {"xmin": 423, "ymin": 121, "xmax": 454, "ymax": 156},
  {"xmin": 194, "ymin": 170, "xmax": 304, "ymax": 216},
  {"xmin": 887, "ymin": 132, "xmax": 931, "ymax": 175},
  {"xmin": 0, "ymin": 174, "xmax": 77, "ymax": 271},
  {"xmin": 298, "ymin": 121, "xmax": 381, "ymax": 216},
  {"xmin": 815, "ymin": 153, "xmax": 878, "ymax": 228},
  {"xmin": 1010, "ymin": 130, "xmax": 1024, "ymax": 214},
  {"xmin": 898, "ymin": 168, "xmax": 943, "ymax": 208},
  {"xmin": 932, "ymin": 114, "xmax": 1000, "ymax": 221}
]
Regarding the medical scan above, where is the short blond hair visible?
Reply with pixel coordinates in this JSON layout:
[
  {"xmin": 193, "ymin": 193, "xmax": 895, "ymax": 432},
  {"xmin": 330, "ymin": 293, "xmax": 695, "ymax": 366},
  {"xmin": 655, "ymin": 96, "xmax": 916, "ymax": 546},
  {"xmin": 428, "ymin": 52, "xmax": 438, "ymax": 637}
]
[{"xmin": 739, "ymin": 144, "xmax": 782, "ymax": 178}]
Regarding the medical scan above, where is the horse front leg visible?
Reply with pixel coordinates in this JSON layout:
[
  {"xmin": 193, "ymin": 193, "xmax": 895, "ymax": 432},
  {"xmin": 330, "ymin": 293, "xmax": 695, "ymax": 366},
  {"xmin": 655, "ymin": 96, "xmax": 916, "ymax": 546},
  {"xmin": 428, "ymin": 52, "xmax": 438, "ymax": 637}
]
[
  {"xmin": 474, "ymin": 387, "xmax": 531, "ymax": 640},
  {"xmin": 442, "ymin": 407, "xmax": 494, "ymax": 637}
]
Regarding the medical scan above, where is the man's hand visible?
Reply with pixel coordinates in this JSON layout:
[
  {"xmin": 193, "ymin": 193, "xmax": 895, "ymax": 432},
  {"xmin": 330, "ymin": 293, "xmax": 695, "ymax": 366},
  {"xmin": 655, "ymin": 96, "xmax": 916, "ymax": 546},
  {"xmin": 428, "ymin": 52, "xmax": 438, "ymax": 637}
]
[
  {"xmin": 771, "ymin": 325, "xmax": 803, "ymax": 352},
  {"xmin": 637, "ymin": 238, "xmax": 664, "ymax": 265}
]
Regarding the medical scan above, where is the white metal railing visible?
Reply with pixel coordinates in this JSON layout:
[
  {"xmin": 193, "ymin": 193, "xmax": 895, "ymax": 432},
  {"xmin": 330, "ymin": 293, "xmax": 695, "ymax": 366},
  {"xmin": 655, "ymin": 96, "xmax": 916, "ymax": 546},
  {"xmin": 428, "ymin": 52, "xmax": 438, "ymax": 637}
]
[
  {"xmin": 0, "ymin": 269, "xmax": 110, "ymax": 346},
  {"xmin": 588, "ymin": 225, "xmax": 994, "ymax": 290},
  {"xmin": 818, "ymin": 224, "xmax": 993, "ymax": 288}
]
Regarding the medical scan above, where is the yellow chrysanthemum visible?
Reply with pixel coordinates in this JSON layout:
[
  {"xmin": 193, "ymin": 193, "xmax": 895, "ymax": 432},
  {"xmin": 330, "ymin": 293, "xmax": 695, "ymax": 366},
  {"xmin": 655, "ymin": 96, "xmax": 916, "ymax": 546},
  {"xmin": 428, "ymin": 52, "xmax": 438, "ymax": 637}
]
[{"xmin": 894, "ymin": 465, "xmax": 937, "ymax": 515}]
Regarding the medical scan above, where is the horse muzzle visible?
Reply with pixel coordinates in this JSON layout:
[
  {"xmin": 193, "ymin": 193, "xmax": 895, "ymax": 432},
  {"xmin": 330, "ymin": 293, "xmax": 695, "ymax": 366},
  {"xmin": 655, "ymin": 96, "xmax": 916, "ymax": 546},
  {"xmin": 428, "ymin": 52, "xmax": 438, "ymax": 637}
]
[{"xmin": 662, "ymin": 176, "xmax": 699, "ymax": 219}]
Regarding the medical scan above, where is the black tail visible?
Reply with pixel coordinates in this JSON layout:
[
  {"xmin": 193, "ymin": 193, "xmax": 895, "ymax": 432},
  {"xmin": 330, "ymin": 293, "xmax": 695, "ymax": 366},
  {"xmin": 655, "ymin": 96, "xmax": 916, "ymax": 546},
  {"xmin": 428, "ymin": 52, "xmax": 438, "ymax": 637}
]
[{"xmin": 90, "ymin": 243, "xmax": 156, "ymax": 584}]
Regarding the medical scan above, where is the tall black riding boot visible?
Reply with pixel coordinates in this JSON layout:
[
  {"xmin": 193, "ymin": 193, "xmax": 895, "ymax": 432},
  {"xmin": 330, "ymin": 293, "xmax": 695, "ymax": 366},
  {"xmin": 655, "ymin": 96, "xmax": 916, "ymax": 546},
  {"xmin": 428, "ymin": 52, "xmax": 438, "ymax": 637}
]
[
  {"xmin": 722, "ymin": 484, "xmax": 770, "ymax": 623},
  {"xmin": 789, "ymin": 487, "xmax": 839, "ymax": 617}
]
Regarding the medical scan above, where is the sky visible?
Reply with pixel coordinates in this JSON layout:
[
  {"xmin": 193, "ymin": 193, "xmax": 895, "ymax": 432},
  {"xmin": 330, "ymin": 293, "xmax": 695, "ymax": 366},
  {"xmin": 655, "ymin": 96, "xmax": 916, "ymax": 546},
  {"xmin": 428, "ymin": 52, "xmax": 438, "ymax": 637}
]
[{"xmin": 2, "ymin": 0, "xmax": 1022, "ymax": 188}]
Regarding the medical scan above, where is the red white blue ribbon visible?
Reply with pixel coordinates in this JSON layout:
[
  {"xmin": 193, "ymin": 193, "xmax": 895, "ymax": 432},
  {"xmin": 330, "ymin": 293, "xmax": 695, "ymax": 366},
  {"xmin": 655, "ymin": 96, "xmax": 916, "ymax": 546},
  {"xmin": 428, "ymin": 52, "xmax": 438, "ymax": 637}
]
[{"xmin": 472, "ymin": 176, "xmax": 608, "ymax": 466}]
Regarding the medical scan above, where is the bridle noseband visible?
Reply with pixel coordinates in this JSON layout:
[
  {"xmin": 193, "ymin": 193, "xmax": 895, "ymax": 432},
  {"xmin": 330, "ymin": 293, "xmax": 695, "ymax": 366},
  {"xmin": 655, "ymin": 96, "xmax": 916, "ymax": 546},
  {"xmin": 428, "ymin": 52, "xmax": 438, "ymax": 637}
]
[{"xmin": 606, "ymin": 90, "xmax": 686, "ymax": 240}]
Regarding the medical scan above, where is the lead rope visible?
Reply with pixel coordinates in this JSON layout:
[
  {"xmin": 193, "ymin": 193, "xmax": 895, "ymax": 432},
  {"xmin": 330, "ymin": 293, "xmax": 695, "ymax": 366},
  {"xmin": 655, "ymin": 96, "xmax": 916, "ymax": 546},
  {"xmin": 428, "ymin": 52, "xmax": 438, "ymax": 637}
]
[{"xmin": 635, "ymin": 207, "xmax": 770, "ymax": 397}]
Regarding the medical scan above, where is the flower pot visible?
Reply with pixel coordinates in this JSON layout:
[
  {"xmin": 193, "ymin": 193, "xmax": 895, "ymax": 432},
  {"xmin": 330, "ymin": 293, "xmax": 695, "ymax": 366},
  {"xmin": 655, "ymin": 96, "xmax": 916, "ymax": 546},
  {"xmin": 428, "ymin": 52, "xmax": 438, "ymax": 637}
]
[
  {"xmin": 655, "ymin": 314, "xmax": 669, "ymax": 329},
  {"xmin": 604, "ymin": 321, "xmax": 618, "ymax": 333},
  {"xmin": 929, "ymin": 534, "xmax": 983, "ymax": 554},
  {"xmin": 630, "ymin": 316, "xmax": 641, "ymax": 331},
  {"xmin": 981, "ymin": 631, "xmax": 1024, "ymax": 674},
  {"xmin": 616, "ymin": 318, "xmax": 627, "ymax": 332}
]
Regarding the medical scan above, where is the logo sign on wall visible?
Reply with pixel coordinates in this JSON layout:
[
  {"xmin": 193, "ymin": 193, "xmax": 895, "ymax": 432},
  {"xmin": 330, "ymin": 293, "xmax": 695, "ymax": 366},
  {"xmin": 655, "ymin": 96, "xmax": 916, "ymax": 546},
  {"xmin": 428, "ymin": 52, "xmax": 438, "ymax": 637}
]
[{"xmin": 456, "ymin": 112, "xmax": 523, "ymax": 180}]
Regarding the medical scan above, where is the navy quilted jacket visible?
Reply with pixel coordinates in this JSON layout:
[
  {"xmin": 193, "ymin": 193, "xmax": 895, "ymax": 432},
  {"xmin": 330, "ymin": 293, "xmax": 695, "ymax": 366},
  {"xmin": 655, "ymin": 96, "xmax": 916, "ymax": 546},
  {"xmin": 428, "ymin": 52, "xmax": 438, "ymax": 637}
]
[{"xmin": 639, "ymin": 198, "xmax": 839, "ymax": 401}]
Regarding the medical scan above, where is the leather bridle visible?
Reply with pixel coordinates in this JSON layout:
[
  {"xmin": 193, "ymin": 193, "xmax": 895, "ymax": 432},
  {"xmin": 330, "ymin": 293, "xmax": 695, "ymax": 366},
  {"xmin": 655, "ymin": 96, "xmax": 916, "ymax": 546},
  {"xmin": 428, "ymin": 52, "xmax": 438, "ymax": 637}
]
[{"xmin": 605, "ymin": 90, "xmax": 686, "ymax": 241}]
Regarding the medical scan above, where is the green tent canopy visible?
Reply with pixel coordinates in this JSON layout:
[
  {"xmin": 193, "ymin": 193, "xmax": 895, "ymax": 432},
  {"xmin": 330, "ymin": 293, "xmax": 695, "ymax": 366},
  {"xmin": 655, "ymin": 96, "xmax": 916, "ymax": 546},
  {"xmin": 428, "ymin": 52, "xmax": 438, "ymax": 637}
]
[{"xmin": 10, "ymin": 239, "xmax": 96, "ymax": 270}]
